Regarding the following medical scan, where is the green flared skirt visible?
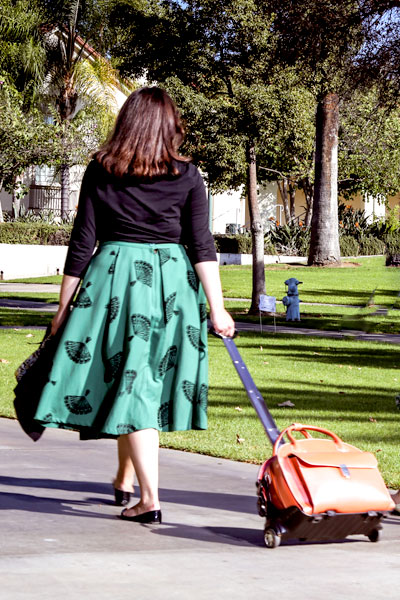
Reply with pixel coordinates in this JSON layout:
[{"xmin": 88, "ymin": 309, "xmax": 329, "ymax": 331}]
[{"xmin": 34, "ymin": 241, "xmax": 209, "ymax": 438}]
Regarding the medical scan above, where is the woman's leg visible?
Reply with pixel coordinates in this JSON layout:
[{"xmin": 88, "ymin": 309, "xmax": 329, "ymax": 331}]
[
  {"xmin": 121, "ymin": 428, "xmax": 160, "ymax": 516},
  {"xmin": 113, "ymin": 436, "xmax": 135, "ymax": 492},
  {"xmin": 122, "ymin": 429, "xmax": 160, "ymax": 517}
]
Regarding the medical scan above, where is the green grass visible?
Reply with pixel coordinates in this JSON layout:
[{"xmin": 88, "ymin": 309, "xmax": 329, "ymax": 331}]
[
  {"xmin": 1, "ymin": 329, "xmax": 399, "ymax": 486},
  {"xmin": 220, "ymin": 256, "xmax": 400, "ymax": 307},
  {"xmin": 0, "ymin": 293, "xmax": 59, "ymax": 303},
  {"xmin": 159, "ymin": 331, "xmax": 400, "ymax": 487},
  {"xmin": 4, "ymin": 276, "xmax": 62, "ymax": 284},
  {"xmin": 0, "ymin": 308, "xmax": 51, "ymax": 327},
  {"xmin": 224, "ymin": 301, "xmax": 400, "ymax": 334}
]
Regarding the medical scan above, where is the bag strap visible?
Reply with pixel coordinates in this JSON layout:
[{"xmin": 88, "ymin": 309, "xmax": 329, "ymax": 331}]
[{"xmin": 272, "ymin": 423, "xmax": 345, "ymax": 456}]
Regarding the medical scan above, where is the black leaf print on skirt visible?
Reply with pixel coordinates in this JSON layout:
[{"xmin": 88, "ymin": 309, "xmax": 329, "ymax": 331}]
[
  {"xmin": 104, "ymin": 351, "xmax": 123, "ymax": 383},
  {"xmin": 65, "ymin": 340, "xmax": 91, "ymax": 364},
  {"xmin": 158, "ymin": 248, "xmax": 171, "ymax": 266},
  {"xmin": 135, "ymin": 260, "xmax": 153, "ymax": 287},
  {"xmin": 165, "ymin": 292, "xmax": 177, "ymax": 323},
  {"xmin": 186, "ymin": 325, "xmax": 206, "ymax": 352},
  {"xmin": 42, "ymin": 413, "xmax": 53, "ymax": 422},
  {"xmin": 124, "ymin": 369, "xmax": 137, "ymax": 394},
  {"xmin": 74, "ymin": 288, "xmax": 92, "ymax": 308},
  {"xmin": 158, "ymin": 345, "xmax": 177, "ymax": 376},
  {"xmin": 158, "ymin": 402, "xmax": 171, "ymax": 428},
  {"xmin": 199, "ymin": 303, "xmax": 207, "ymax": 323},
  {"xmin": 108, "ymin": 257, "xmax": 117, "ymax": 273},
  {"xmin": 117, "ymin": 424, "xmax": 137, "ymax": 435},
  {"xmin": 182, "ymin": 380, "xmax": 196, "ymax": 403},
  {"xmin": 131, "ymin": 314, "xmax": 151, "ymax": 341},
  {"xmin": 106, "ymin": 296, "xmax": 120, "ymax": 322},
  {"xmin": 187, "ymin": 269, "xmax": 198, "ymax": 292},
  {"xmin": 197, "ymin": 384, "xmax": 208, "ymax": 412},
  {"xmin": 64, "ymin": 390, "xmax": 92, "ymax": 415}
]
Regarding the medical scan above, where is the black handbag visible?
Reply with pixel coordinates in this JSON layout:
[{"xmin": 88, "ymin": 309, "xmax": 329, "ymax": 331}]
[{"xmin": 14, "ymin": 323, "xmax": 65, "ymax": 441}]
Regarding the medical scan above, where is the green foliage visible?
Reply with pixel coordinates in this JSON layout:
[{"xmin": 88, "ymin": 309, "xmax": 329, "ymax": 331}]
[
  {"xmin": 0, "ymin": 0, "xmax": 46, "ymax": 103},
  {"xmin": 385, "ymin": 232, "xmax": 400, "ymax": 255},
  {"xmin": 339, "ymin": 89, "xmax": 400, "ymax": 199},
  {"xmin": 0, "ymin": 80, "xmax": 62, "ymax": 191},
  {"xmin": 265, "ymin": 223, "xmax": 310, "ymax": 256},
  {"xmin": 213, "ymin": 234, "xmax": 252, "ymax": 254},
  {"xmin": 358, "ymin": 235, "xmax": 386, "ymax": 256},
  {"xmin": 0, "ymin": 222, "xmax": 72, "ymax": 245},
  {"xmin": 338, "ymin": 202, "xmax": 370, "ymax": 240},
  {"xmin": 339, "ymin": 235, "xmax": 359, "ymax": 257}
]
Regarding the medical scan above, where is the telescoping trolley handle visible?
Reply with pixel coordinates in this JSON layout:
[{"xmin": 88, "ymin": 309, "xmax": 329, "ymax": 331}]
[{"xmin": 210, "ymin": 329, "xmax": 281, "ymax": 446}]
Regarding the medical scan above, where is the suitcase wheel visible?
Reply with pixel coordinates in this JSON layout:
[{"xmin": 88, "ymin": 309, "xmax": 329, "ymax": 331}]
[
  {"xmin": 367, "ymin": 529, "xmax": 380, "ymax": 543},
  {"xmin": 257, "ymin": 497, "xmax": 267, "ymax": 517},
  {"xmin": 264, "ymin": 527, "xmax": 281, "ymax": 549}
]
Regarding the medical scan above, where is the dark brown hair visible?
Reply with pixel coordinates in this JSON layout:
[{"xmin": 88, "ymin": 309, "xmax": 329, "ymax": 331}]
[{"xmin": 94, "ymin": 87, "xmax": 190, "ymax": 178}]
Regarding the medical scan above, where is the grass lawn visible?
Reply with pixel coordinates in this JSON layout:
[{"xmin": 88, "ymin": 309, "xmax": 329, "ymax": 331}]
[
  {"xmin": 0, "ymin": 293, "xmax": 59, "ymax": 303},
  {"xmin": 0, "ymin": 308, "xmax": 51, "ymax": 327},
  {"xmin": 4, "ymin": 276, "xmax": 62, "ymax": 284},
  {"xmin": 1, "ymin": 329, "xmax": 399, "ymax": 487},
  {"xmin": 224, "ymin": 301, "xmax": 400, "ymax": 334},
  {"xmin": 220, "ymin": 256, "xmax": 400, "ymax": 307}
]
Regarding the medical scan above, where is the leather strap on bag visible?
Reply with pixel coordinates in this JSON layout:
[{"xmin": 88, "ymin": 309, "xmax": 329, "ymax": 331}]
[{"xmin": 273, "ymin": 423, "xmax": 345, "ymax": 455}]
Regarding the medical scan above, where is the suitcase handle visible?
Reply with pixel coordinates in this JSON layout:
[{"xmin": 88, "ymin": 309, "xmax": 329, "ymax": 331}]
[{"xmin": 273, "ymin": 423, "xmax": 345, "ymax": 454}]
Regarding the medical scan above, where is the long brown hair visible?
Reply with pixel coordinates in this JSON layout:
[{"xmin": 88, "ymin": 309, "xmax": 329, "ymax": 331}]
[{"xmin": 94, "ymin": 87, "xmax": 190, "ymax": 178}]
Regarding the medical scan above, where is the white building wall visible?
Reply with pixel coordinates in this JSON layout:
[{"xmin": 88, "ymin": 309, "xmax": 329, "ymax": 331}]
[
  {"xmin": 210, "ymin": 187, "xmax": 245, "ymax": 234},
  {"xmin": 364, "ymin": 194, "xmax": 386, "ymax": 222},
  {"xmin": 258, "ymin": 181, "xmax": 278, "ymax": 231}
]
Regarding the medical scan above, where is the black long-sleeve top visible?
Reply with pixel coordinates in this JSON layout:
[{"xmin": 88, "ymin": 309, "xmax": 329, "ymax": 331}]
[{"xmin": 64, "ymin": 159, "xmax": 217, "ymax": 278}]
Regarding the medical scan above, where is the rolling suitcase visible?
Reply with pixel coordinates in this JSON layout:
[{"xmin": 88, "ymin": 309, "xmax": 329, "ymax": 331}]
[{"xmin": 215, "ymin": 331, "xmax": 395, "ymax": 548}]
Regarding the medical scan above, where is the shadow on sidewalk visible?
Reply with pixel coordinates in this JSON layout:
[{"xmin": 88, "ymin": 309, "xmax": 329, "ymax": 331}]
[{"xmin": 0, "ymin": 475, "xmax": 255, "ymax": 515}]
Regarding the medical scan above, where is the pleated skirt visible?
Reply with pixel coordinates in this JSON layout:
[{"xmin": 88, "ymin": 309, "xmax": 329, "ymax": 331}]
[{"xmin": 34, "ymin": 241, "xmax": 209, "ymax": 438}]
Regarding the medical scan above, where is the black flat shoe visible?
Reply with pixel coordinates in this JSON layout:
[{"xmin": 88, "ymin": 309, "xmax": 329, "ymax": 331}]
[
  {"xmin": 114, "ymin": 488, "xmax": 131, "ymax": 506},
  {"xmin": 119, "ymin": 509, "xmax": 162, "ymax": 524}
]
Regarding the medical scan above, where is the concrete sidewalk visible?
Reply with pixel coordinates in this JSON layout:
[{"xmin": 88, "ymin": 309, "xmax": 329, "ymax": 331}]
[{"xmin": 0, "ymin": 417, "xmax": 399, "ymax": 599}]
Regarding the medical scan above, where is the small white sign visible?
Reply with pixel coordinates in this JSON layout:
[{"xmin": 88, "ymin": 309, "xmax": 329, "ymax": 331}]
[{"xmin": 259, "ymin": 295, "xmax": 276, "ymax": 312}]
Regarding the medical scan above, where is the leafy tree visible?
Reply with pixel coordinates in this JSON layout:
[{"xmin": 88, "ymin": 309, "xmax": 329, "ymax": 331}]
[
  {"xmin": 339, "ymin": 89, "xmax": 400, "ymax": 201},
  {"xmin": 110, "ymin": 0, "xmax": 281, "ymax": 311},
  {"xmin": 266, "ymin": 0, "xmax": 400, "ymax": 266},
  {"xmin": 36, "ymin": 0, "xmax": 129, "ymax": 218},
  {"xmin": 0, "ymin": 0, "xmax": 46, "ymax": 104},
  {"xmin": 0, "ymin": 81, "xmax": 62, "ymax": 221}
]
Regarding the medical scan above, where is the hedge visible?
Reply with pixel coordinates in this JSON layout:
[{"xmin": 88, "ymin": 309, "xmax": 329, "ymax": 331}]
[
  {"xmin": 0, "ymin": 223, "xmax": 72, "ymax": 245},
  {"xmin": 213, "ymin": 234, "xmax": 252, "ymax": 254}
]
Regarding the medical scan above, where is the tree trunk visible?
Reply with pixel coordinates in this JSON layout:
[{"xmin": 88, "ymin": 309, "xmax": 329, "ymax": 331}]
[
  {"xmin": 247, "ymin": 142, "xmax": 266, "ymax": 314},
  {"xmin": 60, "ymin": 163, "xmax": 70, "ymax": 220},
  {"xmin": 308, "ymin": 93, "xmax": 341, "ymax": 266},
  {"xmin": 302, "ymin": 176, "xmax": 314, "ymax": 227},
  {"xmin": 288, "ymin": 182, "xmax": 296, "ymax": 223},
  {"xmin": 277, "ymin": 178, "xmax": 290, "ymax": 224}
]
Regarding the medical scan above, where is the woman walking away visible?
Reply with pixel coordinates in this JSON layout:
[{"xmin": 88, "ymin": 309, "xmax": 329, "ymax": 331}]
[{"xmin": 34, "ymin": 87, "xmax": 235, "ymax": 523}]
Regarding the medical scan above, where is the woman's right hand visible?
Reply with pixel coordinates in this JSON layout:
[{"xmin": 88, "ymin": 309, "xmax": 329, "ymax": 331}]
[
  {"xmin": 210, "ymin": 308, "xmax": 235, "ymax": 338},
  {"xmin": 51, "ymin": 307, "xmax": 69, "ymax": 336}
]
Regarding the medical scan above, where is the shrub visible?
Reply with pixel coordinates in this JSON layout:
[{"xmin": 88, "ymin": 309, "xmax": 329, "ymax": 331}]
[
  {"xmin": 339, "ymin": 234, "xmax": 359, "ymax": 256},
  {"xmin": 385, "ymin": 232, "xmax": 400, "ymax": 266},
  {"xmin": 358, "ymin": 235, "xmax": 386, "ymax": 256},
  {"xmin": 265, "ymin": 223, "xmax": 310, "ymax": 256},
  {"xmin": 0, "ymin": 223, "xmax": 72, "ymax": 245},
  {"xmin": 264, "ymin": 240, "xmax": 277, "ymax": 255},
  {"xmin": 338, "ymin": 202, "xmax": 369, "ymax": 239},
  {"xmin": 213, "ymin": 234, "xmax": 252, "ymax": 254}
]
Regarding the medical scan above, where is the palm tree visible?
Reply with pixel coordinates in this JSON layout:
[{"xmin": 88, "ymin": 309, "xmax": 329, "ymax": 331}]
[{"xmin": 41, "ymin": 0, "xmax": 132, "ymax": 218}]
